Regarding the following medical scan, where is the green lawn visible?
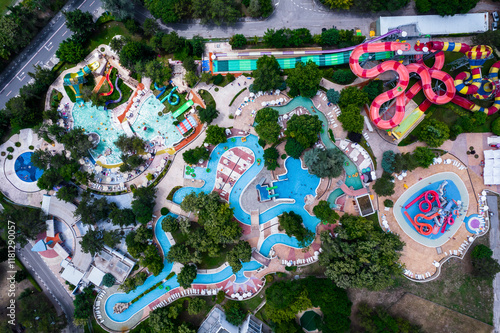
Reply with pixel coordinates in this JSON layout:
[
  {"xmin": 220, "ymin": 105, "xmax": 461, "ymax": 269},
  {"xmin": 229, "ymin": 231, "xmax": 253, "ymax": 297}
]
[
  {"xmin": 101, "ymin": 67, "xmax": 133, "ymax": 106},
  {"xmin": 85, "ymin": 21, "xmax": 134, "ymax": 53},
  {"xmin": 162, "ymin": 89, "xmax": 189, "ymax": 114},
  {"xmin": 0, "ymin": 0, "xmax": 15, "ymax": 14},
  {"xmin": 198, "ymin": 89, "xmax": 216, "ymax": 108}
]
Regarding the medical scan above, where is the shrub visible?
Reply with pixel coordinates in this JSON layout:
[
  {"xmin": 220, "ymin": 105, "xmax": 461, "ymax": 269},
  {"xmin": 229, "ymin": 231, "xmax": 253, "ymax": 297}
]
[
  {"xmin": 266, "ymin": 274, "xmax": 274, "ymax": 283},
  {"xmin": 102, "ymin": 273, "xmax": 116, "ymax": 287},
  {"xmin": 15, "ymin": 142, "xmax": 21, "ymax": 147},
  {"xmin": 384, "ymin": 199, "xmax": 394, "ymax": 208},
  {"xmin": 471, "ymin": 244, "xmax": 500, "ymax": 278},
  {"xmin": 215, "ymin": 87, "xmax": 219, "ymax": 92},
  {"xmin": 167, "ymin": 186, "xmax": 182, "ymax": 201},
  {"xmin": 281, "ymin": 154, "xmax": 287, "ymax": 159},
  {"xmin": 276, "ymin": 272, "xmax": 287, "ymax": 277},
  {"xmin": 161, "ymin": 207, "xmax": 170, "ymax": 216},
  {"xmin": 285, "ymin": 265, "xmax": 297, "ymax": 272},
  {"xmin": 381, "ymin": 151, "xmax": 396, "ymax": 173},
  {"xmin": 492, "ymin": 118, "xmax": 500, "ymax": 136},
  {"xmin": 7, "ymin": 155, "xmax": 13, "ymax": 160},
  {"xmin": 7, "ymin": 147, "xmax": 14, "ymax": 153},
  {"xmin": 326, "ymin": 89, "xmax": 340, "ymax": 104},
  {"xmin": 216, "ymin": 290, "xmax": 225, "ymax": 304},
  {"xmin": 29, "ymin": 145, "xmax": 34, "ymax": 150},
  {"xmin": 0, "ymin": 152, "xmax": 5, "ymax": 156},
  {"xmin": 213, "ymin": 74, "xmax": 224, "ymax": 85},
  {"xmin": 229, "ymin": 114, "xmax": 234, "ymax": 119},
  {"xmin": 258, "ymin": 138, "xmax": 267, "ymax": 147},
  {"xmin": 331, "ymin": 69, "xmax": 356, "ymax": 85}
]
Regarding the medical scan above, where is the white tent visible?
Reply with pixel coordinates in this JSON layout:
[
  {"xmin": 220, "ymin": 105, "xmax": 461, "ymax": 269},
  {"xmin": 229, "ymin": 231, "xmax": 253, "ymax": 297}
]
[{"xmin": 483, "ymin": 150, "xmax": 500, "ymax": 185}]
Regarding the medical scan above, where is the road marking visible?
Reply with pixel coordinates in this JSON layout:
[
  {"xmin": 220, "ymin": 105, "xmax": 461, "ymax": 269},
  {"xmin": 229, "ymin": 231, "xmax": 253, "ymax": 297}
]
[
  {"xmin": 6, "ymin": 90, "xmax": 11, "ymax": 97},
  {"xmin": 62, "ymin": 30, "xmax": 68, "ymax": 37},
  {"xmin": 0, "ymin": 0, "xmax": 90, "ymax": 95},
  {"xmin": 90, "ymin": 0, "xmax": 95, "ymax": 6},
  {"xmin": 45, "ymin": 42, "xmax": 53, "ymax": 51}
]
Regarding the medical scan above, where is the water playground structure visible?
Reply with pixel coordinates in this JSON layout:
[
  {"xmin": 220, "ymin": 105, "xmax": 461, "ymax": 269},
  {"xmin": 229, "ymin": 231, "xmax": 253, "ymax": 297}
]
[
  {"xmin": 154, "ymin": 83, "xmax": 180, "ymax": 105},
  {"xmin": 349, "ymin": 39, "xmax": 500, "ymax": 135},
  {"xmin": 63, "ymin": 61, "xmax": 100, "ymax": 106}
]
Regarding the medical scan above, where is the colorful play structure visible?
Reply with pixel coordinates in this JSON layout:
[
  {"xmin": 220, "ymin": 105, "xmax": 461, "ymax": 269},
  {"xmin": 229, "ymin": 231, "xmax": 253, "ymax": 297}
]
[
  {"xmin": 100, "ymin": 65, "xmax": 115, "ymax": 96},
  {"xmin": 349, "ymin": 40, "xmax": 500, "ymax": 135},
  {"xmin": 176, "ymin": 115, "xmax": 198, "ymax": 135},
  {"xmin": 403, "ymin": 181, "xmax": 459, "ymax": 236},
  {"xmin": 154, "ymin": 83, "xmax": 180, "ymax": 105},
  {"xmin": 63, "ymin": 61, "xmax": 100, "ymax": 106},
  {"xmin": 104, "ymin": 74, "xmax": 123, "ymax": 110}
]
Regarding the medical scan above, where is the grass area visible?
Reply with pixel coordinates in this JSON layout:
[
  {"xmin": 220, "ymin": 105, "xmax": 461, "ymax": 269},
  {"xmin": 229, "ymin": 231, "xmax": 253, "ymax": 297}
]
[
  {"xmin": 64, "ymin": 85, "xmax": 77, "ymax": 103},
  {"xmin": 0, "ymin": 0, "xmax": 15, "ymax": 14},
  {"xmin": 392, "ymin": 236, "xmax": 493, "ymax": 324},
  {"xmin": 239, "ymin": 293, "xmax": 265, "ymax": 314},
  {"xmin": 84, "ymin": 318, "xmax": 108, "ymax": 333},
  {"xmin": 229, "ymin": 88, "xmax": 247, "ymax": 106},
  {"xmin": 198, "ymin": 89, "xmax": 216, "ymax": 108},
  {"xmin": 161, "ymin": 88, "xmax": 189, "ymax": 114},
  {"xmin": 85, "ymin": 21, "xmax": 134, "ymax": 53}
]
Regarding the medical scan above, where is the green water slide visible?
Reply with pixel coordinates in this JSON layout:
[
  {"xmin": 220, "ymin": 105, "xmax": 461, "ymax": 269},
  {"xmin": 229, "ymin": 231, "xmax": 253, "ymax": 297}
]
[
  {"xmin": 266, "ymin": 185, "xmax": 278, "ymax": 190},
  {"xmin": 213, "ymin": 51, "xmax": 393, "ymax": 72},
  {"xmin": 172, "ymin": 100, "xmax": 194, "ymax": 118}
]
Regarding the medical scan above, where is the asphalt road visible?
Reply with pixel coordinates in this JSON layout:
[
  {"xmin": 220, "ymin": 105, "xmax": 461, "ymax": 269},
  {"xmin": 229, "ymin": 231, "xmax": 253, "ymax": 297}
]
[
  {"xmin": 0, "ymin": 0, "xmax": 102, "ymax": 110},
  {"xmin": 17, "ymin": 244, "xmax": 81, "ymax": 333},
  {"xmin": 487, "ymin": 195, "xmax": 500, "ymax": 332}
]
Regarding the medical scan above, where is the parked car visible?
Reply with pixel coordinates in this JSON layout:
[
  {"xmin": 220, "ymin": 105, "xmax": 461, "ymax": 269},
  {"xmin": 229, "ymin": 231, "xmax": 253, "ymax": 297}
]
[
  {"xmin": 493, "ymin": 21, "xmax": 498, "ymax": 31},
  {"xmin": 493, "ymin": 11, "xmax": 499, "ymax": 22}
]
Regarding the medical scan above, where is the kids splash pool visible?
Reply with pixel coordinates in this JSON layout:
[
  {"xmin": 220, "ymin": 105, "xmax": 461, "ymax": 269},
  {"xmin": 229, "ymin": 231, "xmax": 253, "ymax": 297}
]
[
  {"xmin": 394, "ymin": 172, "xmax": 470, "ymax": 247},
  {"xmin": 14, "ymin": 152, "xmax": 44, "ymax": 182}
]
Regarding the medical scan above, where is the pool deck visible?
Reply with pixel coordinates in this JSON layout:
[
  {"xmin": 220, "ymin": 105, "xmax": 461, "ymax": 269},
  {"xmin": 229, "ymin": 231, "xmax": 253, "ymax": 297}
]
[
  {"xmin": 376, "ymin": 153, "xmax": 482, "ymax": 279},
  {"xmin": 213, "ymin": 147, "xmax": 254, "ymax": 201}
]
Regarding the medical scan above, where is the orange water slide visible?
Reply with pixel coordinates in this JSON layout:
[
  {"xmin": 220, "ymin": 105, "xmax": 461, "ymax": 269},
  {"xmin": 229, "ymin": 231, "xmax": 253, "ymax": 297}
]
[
  {"xmin": 99, "ymin": 66, "xmax": 114, "ymax": 96},
  {"xmin": 349, "ymin": 42, "xmax": 411, "ymax": 129},
  {"xmin": 404, "ymin": 211, "xmax": 435, "ymax": 236}
]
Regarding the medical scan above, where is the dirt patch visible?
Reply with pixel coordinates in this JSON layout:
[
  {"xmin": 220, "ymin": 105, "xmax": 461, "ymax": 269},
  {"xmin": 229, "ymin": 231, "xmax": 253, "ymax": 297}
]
[{"xmin": 388, "ymin": 293, "xmax": 493, "ymax": 333}]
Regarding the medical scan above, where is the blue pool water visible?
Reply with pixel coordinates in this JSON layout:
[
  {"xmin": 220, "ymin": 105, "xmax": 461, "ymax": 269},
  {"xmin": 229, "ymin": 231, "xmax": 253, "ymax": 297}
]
[
  {"xmin": 14, "ymin": 152, "xmax": 44, "ymax": 182},
  {"xmin": 401, "ymin": 179, "xmax": 461, "ymax": 240},
  {"xmin": 260, "ymin": 234, "xmax": 302, "ymax": 257},
  {"xmin": 327, "ymin": 188, "xmax": 345, "ymax": 208},
  {"xmin": 256, "ymin": 184, "xmax": 270, "ymax": 201},
  {"xmin": 271, "ymin": 97, "xmax": 363, "ymax": 190},
  {"xmin": 105, "ymin": 214, "xmax": 263, "ymax": 322}
]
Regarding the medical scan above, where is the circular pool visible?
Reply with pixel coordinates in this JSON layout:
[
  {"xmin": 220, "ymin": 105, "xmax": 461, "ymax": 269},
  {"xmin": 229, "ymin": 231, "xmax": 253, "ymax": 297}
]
[
  {"xmin": 393, "ymin": 172, "xmax": 469, "ymax": 247},
  {"xmin": 14, "ymin": 152, "xmax": 44, "ymax": 183}
]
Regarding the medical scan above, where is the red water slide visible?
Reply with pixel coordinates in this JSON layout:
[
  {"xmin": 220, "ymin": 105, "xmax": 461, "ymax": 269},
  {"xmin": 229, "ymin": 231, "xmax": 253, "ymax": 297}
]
[{"xmin": 99, "ymin": 66, "xmax": 114, "ymax": 97}]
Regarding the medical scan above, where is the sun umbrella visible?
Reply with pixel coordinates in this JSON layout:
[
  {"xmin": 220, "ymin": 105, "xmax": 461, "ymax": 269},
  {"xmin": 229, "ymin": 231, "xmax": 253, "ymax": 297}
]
[
  {"xmin": 95, "ymin": 165, "xmax": 103, "ymax": 172},
  {"xmin": 106, "ymin": 177, "xmax": 111, "ymax": 182}
]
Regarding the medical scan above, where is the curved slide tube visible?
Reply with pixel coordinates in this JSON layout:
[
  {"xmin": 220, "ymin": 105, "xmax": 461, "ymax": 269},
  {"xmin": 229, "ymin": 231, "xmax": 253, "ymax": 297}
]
[
  {"xmin": 104, "ymin": 75, "xmax": 122, "ymax": 110},
  {"xmin": 99, "ymin": 66, "xmax": 114, "ymax": 96},
  {"xmin": 404, "ymin": 211, "xmax": 434, "ymax": 236},
  {"xmin": 161, "ymin": 86, "xmax": 180, "ymax": 105},
  {"xmin": 63, "ymin": 61, "xmax": 100, "ymax": 106},
  {"xmin": 154, "ymin": 82, "xmax": 167, "ymax": 99}
]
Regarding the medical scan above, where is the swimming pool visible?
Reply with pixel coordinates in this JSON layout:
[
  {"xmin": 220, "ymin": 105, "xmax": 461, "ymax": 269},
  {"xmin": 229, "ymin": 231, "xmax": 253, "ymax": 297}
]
[
  {"xmin": 327, "ymin": 188, "xmax": 345, "ymax": 208},
  {"xmin": 260, "ymin": 233, "xmax": 302, "ymax": 257},
  {"xmin": 394, "ymin": 172, "xmax": 470, "ymax": 247},
  {"xmin": 130, "ymin": 96, "xmax": 183, "ymax": 146},
  {"xmin": 271, "ymin": 97, "xmax": 363, "ymax": 190},
  {"xmin": 14, "ymin": 152, "xmax": 44, "ymax": 183},
  {"xmin": 104, "ymin": 214, "xmax": 263, "ymax": 323},
  {"xmin": 256, "ymin": 184, "xmax": 270, "ymax": 201}
]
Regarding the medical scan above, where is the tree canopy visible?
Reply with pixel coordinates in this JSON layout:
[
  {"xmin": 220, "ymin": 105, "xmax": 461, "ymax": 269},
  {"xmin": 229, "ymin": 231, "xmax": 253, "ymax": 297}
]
[
  {"xmin": 255, "ymin": 108, "xmax": 281, "ymax": 144},
  {"xmin": 183, "ymin": 146, "xmax": 210, "ymax": 165},
  {"xmin": 326, "ymin": 89, "xmax": 341, "ymax": 104},
  {"xmin": 178, "ymin": 264, "xmax": 197, "ymax": 288},
  {"xmin": 415, "ymin": 0, "xmax": 479, "ymax": 16},
  {"xmin": 338, "ymin": 104, "xmax": 364, "ymax": 134},
  {"xmin": 0, "ymin": 205, "xmax": 46, "ymax": 248},
  {"xmin": 102, "ymin": 0, "xmax": 135, "ymax": 20},
  {"xmin": 338, "ymin": 86, "xmax": 369, "ymax": 110},
  {"xmin": 313, "ymin": 200, "xmax": 340, "ymax": 224},
  {"xmin": 63, "ymin": 9, "xmax": 95, "ymax": 42},
  {"xmin": 373, "ymin": 172, "xmax": 395, "ymax": 197},
  {"xmin": 227, "ymin": 241, "xmax": 252, "ymax": 273},
  {"xmin": 285, "ymin": 114, "xmax": 322, "ymax": 148},
  {"xmin": 263, "ymin": 147, "xmax": 279, "ymax": 170},
  {"xmin": 73, "ymin": 286, "xmax": 94, "ymax": 325},
  {"xmin": 230, "ymin": 34, "xmax": 247, "ymax": 48},
  {"xmin": 278, "ymin": 211, "xmax": 314, "ymax": 247},
  {"xmin": 119, "ymin": 41, "xmax": 155, "ymax": 70},
  {"xmin": 198, "ymin": 105, "xmax": 219, "ymax": 124},
  {"xmin": 74, "ymin": 190, "xmax": 111, "ymax": 225},
  {"xmin": 252, "ymin": 55, "xmax": 284, "ymax": 92},
  {"xmin": 131, "ymin": 186, "xmax": 157, "ymax": 224},
  {"xmin": 285, "ymin": 138, "xmax": 305, "ymax": 159},
  {"xmin": 18, "ymin": 291, "xmax": 66, "ymax": 332},
  {"xmin": 56, "ymin": 38, "xmax": 87, "ymax": 63},
  {"xmin": 286, "ymin": 60, "xmax": 322, "ymax": 98},
  {"xmin": 418, "ymin": 118, "xmax": 450, "ymax": 147},
  {"xmin": 204, "ymin": 125, "xmax": 227, "ymax": 145},
  {"xmin": 319, "ymin": 214, "xmax": 404, "ymax": 290},
  {"xmin": 304, "ymin": 148, "xmax": 344, "ymax": 179},
  {"xmin": 357, "ymin": 303, "xmax": 421, "ymax": 333}
]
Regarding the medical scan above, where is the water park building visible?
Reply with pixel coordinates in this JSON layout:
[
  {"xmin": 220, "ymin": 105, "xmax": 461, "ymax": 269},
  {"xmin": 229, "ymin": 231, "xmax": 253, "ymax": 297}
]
[{"xmin": 377, "ymin": 13, "xmax": 489, "ymax": 36}]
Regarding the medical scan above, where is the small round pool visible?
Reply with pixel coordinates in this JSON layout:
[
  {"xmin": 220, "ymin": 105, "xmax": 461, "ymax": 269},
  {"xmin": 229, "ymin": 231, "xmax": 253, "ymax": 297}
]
[{"xmin": 14, "ymin": 152, "xmax": 44, "ymax": 183}]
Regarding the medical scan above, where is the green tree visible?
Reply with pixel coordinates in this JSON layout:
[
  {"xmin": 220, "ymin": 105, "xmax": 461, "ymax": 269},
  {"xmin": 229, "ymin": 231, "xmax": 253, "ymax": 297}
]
[
  {"xmin": 265, "ymin": 281, "xmax": 313, "ymax": 323},
  {"xmin": 188, "ymin": 297, "xmax": 206, "ymax": 315},
  {"xmin": 284, "ymin": 138, "xmax": 305, "ymax": 159},
  {"xmin": 285, "ymin": 114, "xmax": 322, "ymax": 148},
  {"xmin": 198, "ymin": 105, "xmax": 219, "ymax": 124},
  {"xmin": 80, "ymin": 228, "xmax": 105, "ymax": 256},
  {"xmin": 63, "ymin": 9, "xmax": 95, "ymax": 42},
  {"xmin": 119, "ymin": 41, "xmax": 155, "ymax": 70},
  {"xmin": 73, "ymin": 286, "xmax": 94, "ymax": 324},
  {"xmin": 381, "ymin": 150, "xmax": 396, "ymax": 173},
  {"xmin": 373, "ymin": 172, "xmax": 395, "ymax": 197},
  {"xmin": 109, "ymin": 206, "xmax": 136, "ymax": 227},
  {"xmin": 362, "ymin": 80, "xmax": 384, "ymax": 102},
  {"xmin": 321, "ymin": 28, "xmax": 340, "ymax": 46},
  {"xmin": 102, "ymin": 273, "xmax": 116, "ymax": 287},
  {"xmin": 263, "ymin": 147, "xmax": 279, "ymax": 170},
  {"xmin": 55, "ymin": 186, "xmax": 79, "ymax": 203},
  {"xmin": 471, "ymin": 244, "xmax": 500, "ymax": 278},
  {"xmin": 140, "ymin": 244, "xmax": 164, "ymax": 275},
  {"xmin": 326, "ymin": 89, "xmax": 340, "ymax": 104},
  {"xmin": 110, "ymin": 36, "xmax": 126, "ymax": 52},
  {"xmin": 18, "ymin": 292, "xmax": 66, "ymax": 332},
  {"xmin": 230, "ymin": 34, "xmax": 247, "ymax": 48},
  {"xmin": 143, "ymin": 18, "xmax": 159, "ymax": 37},
  {"xmin": 56, "ymin": 38, "xmax": 86, "ymax": 63},
  {"xmin": 255, "ymin": 120, "xmax": 281, "ymax": 144},
  {"xmin": 183, "ymin": 56, "xmax": 197, "ymax": 73},
  {"xmin": 413, "ymin": 146, "xmax": 435, "ymax": 168},
  {"xmin": 313, "ymin": 200, "xmax": 339, "ymax": 224},
  {"xmin": 252, "ymin": 55, "xmax": 284, "ymax": 92},
  {"xmin": 278, "ymin": 211, "xmax": 314, "ymax": 247},
  {"xmin": 227, "ymin": 241, "xmax": 252, "ymax": 273},
  {"xmin": 148, "ymin": 308, "xmax": 177, "ymax": 332},
  {"xmin": 132, "ymin": 187, "xmax": 157, "ymax": 224},
  {"xmin": 191, "ymin": 35, "xmax": 205, "ymax": 57},
  {"xmin": 144, "ymin": 60, "xmax": 171, "ymax": 84},
  {"xmin": 0, "ymin": 206, "xmax": 46, "ymax": 247},
  {"xmin": 415, "ymin": 0, "xmax": 479, "ymax": 15},
  {"xmin": 183, "ymin": 146, "xmax": 210, "ymax": 164},
  {"xmin": 74, "ymin": 191, "xmax": 111, "ymax": 225},
  {"xmin": 319, "ymin": 214, "xmax": 404, "ymax": 290},
  {"xmin": 178, "ymin": 265, "xmax": 197, "ymax": 288},
  {"xmin": 185, "ymin": 71, "xmax": 199, "ymax": 87},
  {"xmin": 162, "ymin": 215, "xmax": 179, "ymax": 233},
  {"xmin": 338, "ymin": 104, "xmax": 364, "ymax": 133},
  {"xmin": 224, "ymin": 302, "xmax": 247, "ymax": 326},
  {"xmin": 304, "ymin": 148, "xmax": 344, "ymax": 178},
  {"xmin": 103, "ymin": 230, "xmax": 122, "ymax": 248},
  {"xmin": 205, "ymin": 125, "xmax": 227, "ymax": 145},
  {"xmin": 59, "ymin": 127, "xmax": 96, "ymax": 158},
  {"xmin": 473, "ymin": 30, "xmax": 500, "ymax": 50},
  {"xmin": 418, "ymin": 118, "xmax": 450, "ymax": 147},
  {"xmin": 338, "ymin": 86, "xmax": 369, "ymax": 109},
  {"xmin": 115, "ymin": 134, "xmax": 147, "ymax": 154},
  {"xmin": 286, "ymin": 60, "xmax": 322, "ymax": 98},
  {"xmin": 331, "ymin": 69, "xmax": 357, "ymax": 85},
  {"xmin": 102, "ymin": 0, "xmax": 135, "ymax": 20}
]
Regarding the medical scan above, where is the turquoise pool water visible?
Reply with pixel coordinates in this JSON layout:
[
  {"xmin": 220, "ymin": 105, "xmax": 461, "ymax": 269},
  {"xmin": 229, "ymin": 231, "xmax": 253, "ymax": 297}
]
[
  {"xmin": 72, "ymin": 102, "xmax": 123, "ymax": 165},
  {"xmin": 131, "ymin": 95, "xmax": 183, "ymax": 146},
  {"xmin": 327, "ymin": 188, "xmax": 345, "ymax": 208},
  {"xmin": 260, "ymin": 233, "xmax": 302, "ymax": 257},
  {"xmin": 271, "ymin": 97, "xmax": 363, "ymax": 190},
  {"xmin": 104, "ymin": 213, "xmax": 262, "ymax": 322},
  {"xmin": 256, "ymin": 184, "xmax": 270, "ymax": 201}
]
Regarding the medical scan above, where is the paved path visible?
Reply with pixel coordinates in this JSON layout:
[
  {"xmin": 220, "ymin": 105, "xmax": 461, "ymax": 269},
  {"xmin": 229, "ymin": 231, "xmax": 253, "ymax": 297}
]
[
  {"xmin": 0, "ymin": 0, "xmax": 103, "ymax": 109},
  {"xmin": 487, "ymin": 195, "xmax": 500, "ymax": 333}
]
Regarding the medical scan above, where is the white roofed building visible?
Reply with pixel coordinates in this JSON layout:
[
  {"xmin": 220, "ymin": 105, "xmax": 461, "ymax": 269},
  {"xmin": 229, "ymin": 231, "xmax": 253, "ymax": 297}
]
[{"xmin": 483, "ymin": 150, "xmax": 500, "ymax": 185}]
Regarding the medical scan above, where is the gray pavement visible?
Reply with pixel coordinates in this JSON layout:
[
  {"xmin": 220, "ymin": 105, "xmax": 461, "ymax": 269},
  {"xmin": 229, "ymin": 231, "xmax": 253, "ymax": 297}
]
[
  {"xmin": 17, "ymin": 244, "xmax": 81, "ymax": 333},
  {"xmin": 0, "ymin": 0, "xmax": 102, "ymax": 109},
  {"xmin": 487, "ymin": 194, "xmax": 500, "ymax": 333}
]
